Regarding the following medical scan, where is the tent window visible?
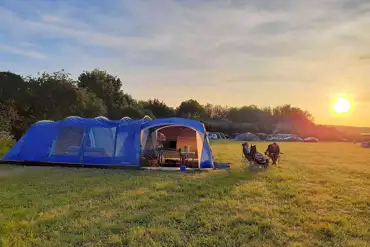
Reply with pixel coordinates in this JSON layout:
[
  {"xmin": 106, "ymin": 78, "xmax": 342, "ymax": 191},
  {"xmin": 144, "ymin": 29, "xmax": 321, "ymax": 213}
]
[
  {"xmin": 115, "ymin": 132, "xmax": 129, "ymax": 157},
  {"xmin": 83, "ymin": 127, "xmax": 116, "ymax": 157},
  {"xmin": 53, "ymin": 126, "xmax": 85, "ymax": 155}
]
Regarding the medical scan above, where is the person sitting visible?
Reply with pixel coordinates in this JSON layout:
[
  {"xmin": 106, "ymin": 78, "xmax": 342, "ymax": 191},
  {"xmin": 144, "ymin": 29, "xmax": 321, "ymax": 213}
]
[
  {"xmin": 156, "ymin": 132, "xmax": 166, "ymax": 149},
  {"xmin": 250, "ymin": 144, "xmax": 257, "ymax": 157},
  {"xmin": 242, "ymin": 142, "xmax": 250, "ymax": 157},
  {"xmin": 265, "ymin": 142, "xmax": 280, "ymax": 166}
]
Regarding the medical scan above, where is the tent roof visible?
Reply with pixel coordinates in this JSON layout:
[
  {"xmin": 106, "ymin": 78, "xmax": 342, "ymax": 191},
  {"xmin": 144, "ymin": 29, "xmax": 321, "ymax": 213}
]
[
  {"xmin": 141, "ymin": 118, "xmax": 206, "ymax": 133},
  {"xmin": 30, "ymin": 117, "xmax": 206, "ymax": 133}
]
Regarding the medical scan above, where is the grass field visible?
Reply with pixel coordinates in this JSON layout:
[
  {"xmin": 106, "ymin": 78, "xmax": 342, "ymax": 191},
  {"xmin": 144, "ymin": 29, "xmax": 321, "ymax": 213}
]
[
  {"xmin": 0, "ymin": 139, "xmax": 14, "ymax": 158},
  {"xmin": 0, "ymin": 141, "xmax": 370, "ymax": 247}
]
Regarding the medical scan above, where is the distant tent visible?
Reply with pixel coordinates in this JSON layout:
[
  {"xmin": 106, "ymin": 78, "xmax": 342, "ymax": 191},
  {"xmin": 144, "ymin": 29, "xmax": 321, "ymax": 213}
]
[
  {"xmin": 234, "ymin": 132, "xmax": 260, "ymax": 141},
  {"xmin": 215, "ymin": 132, "xmax": 226, "ymax": 139},
  {"xmin": 231, "ymin": 133, "xmax": 240, "ymax": 139},
  {"xmin": 255, "ymin": 133, "xmax": 268, "ymax": 140},
  {"xmin": 2, "ymin": 117, "xmax": 214, "ymax": 169}
]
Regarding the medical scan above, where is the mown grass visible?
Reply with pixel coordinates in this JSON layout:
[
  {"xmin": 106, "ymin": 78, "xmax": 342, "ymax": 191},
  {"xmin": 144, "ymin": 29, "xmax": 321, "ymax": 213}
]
[
  {"xmin": 0, "ymin": 141, "xmax": 369, "ymax": 246},
  {"xmin": 0, "ymin": 139, "xmax": 14, "ymax": 158}
]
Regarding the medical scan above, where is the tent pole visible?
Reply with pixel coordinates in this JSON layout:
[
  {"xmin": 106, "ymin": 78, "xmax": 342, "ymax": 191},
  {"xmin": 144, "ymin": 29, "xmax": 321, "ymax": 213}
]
[
  {"xmin": 78, "ymin": 128, "xmax": 89, "ymax": 163},
  {"xmin": 113, "ymin": 126, "xmax": 119, "ymax": 159}
]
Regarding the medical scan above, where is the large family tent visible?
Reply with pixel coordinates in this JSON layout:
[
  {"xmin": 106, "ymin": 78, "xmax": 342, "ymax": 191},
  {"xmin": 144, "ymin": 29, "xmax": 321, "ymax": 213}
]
[{"xmin": 2, "ymin": 117, "xmax": 214, "ymax": 169}]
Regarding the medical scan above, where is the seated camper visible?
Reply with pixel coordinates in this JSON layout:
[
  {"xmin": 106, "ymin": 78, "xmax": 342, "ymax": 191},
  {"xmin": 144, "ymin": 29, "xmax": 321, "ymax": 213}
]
[
  {"xmin": 243, "ymin": 143, "xmax": 268, "ymax": 167},
  {"xmin": 265, "ymin": 142, "xmax": 280, "ymax": 166},
  {"xmin": 156, "ymin": 132, "xmax": 166, "ymax": 149},
  {"xmin": 242, "ymin": 142, "xmax": 250, "ymax": 157}
]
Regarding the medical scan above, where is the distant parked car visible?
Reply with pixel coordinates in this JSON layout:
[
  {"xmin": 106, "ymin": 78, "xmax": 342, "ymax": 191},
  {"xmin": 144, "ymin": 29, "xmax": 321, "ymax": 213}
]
[
  {"xmin": 285, "ymin": 136, "xmax": 304, "ymax": 142},
  {"xmin": 304, "ymin": 137, "xmax": 319, "ymax": 142},
  {"xmin": 361, "ymin": 142, "xmax": 370, "ymax": 148},
  {"xmin": 207, "ymin": 132, "xmax": 218, "ymax": 140}
]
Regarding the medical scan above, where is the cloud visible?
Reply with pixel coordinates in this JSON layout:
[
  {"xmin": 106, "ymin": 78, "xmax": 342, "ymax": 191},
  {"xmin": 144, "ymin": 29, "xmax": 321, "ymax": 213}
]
[
  {"xmin": 1, "ymin": 1, "xmax": 369, "ymax": 65},
  {"xmin": 360, "ymin": 55, "xmax": 370, "ymax": 60},
  {"xmin": 0, "ymin": 44, "xmax": 47, "ymax": 59},
  {"xmin": 40, "ymin": 15, "xmax": 65, "ymax": 24},
  {"xmin": 0, "ymin": 0, "xmax": 370, "ymax": 125}
]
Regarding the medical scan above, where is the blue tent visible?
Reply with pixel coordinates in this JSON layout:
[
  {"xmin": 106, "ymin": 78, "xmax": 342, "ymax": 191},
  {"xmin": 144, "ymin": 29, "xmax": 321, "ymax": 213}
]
[{"xmin": 2, "ymin": 116, "xmax": 214, "ymax": 169}]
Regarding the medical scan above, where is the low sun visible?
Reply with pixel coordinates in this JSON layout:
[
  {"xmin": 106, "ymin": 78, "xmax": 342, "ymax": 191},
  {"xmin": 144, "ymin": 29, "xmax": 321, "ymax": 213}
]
[{"xmin": 334, "ymin": 97, "xmax": 351, "ymax": 113}]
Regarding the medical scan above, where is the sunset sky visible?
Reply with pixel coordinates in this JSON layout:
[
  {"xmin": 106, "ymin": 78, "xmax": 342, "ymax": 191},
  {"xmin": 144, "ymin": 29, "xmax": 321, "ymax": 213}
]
[{"xmin": 0, "ymin": 0, "xmax": 369, "ymax": 126}]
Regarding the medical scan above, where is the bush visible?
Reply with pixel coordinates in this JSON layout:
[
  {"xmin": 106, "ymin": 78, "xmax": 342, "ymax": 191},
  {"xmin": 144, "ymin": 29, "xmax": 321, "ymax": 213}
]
[{"xmin": 0, "ymin": 131, "xmax": 15, "ymax": 157}]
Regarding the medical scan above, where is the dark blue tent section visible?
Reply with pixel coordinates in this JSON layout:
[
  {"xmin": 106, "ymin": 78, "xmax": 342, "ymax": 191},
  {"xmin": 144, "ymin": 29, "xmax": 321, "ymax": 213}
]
[{"xmin": 2, "ymin": 117, "xmax": 214, "ymax": 168}]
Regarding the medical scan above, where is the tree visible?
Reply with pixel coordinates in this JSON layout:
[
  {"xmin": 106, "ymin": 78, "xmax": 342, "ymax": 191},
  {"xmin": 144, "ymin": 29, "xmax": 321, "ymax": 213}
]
[
  {"xmin": 141, "ymin": 109, "xmax": 155, "ymax": 119},
  {"xmin": 258, "ymin": 107, "xmax": 274, "ymax": 133},
  {"xmin": 272, "ymin": 105, "xmax": 313, "ymax": 125},
  {"xmin": 176, "ymin": 99, "xmax": 208, "ymax": 120},
  {"xmin": 204, "ymin": 104, "xmax": 229, "ymax": 120},
  {"xmin": 0, "ymin": 72, "xmax": 38, "ymax": 139},
  {"xmin": 27, "ymin": 71, "xmax": 82, "ymax": 120},
  {"xmin": 77, "ymin": 69, "xmax": 125, "ymax": 119},
  {"xmin": 0, "ymin": 72, "xmax": 33, "ymax": 119},
  {"xmin": 0, "ymin": 101, "xmax": 18, "ymax": 133},
  {"xmin": 1, "ymin": 69, "xmax": 347, "ymax": 141},
  {"xmin": 226, "ymin": 105, "xmax": 264, "ymax": 123},
  {"xmin": 0, "ymin": 100, "xmax": 29, "ymax": 140},
  {"xmin": 122, "ymin": 93, "xmax": 138, "ymax": 107},
  {"xmin": 0, "ymin": 72, "xmax": 30, "ymax": 102},
  {"xmin": 271, "ymin": 104, "xmax": 315, "ymax": 134},
  {"xmin": 118, "ymin": 106, "xmax": 154, "ymax": 119},
  {"xmin": 76, "ymin": 88, "xmax": 107, "ymax": 117},
  {"xmin": 139, "ymin": 99, "xmax": 175, "ymax": 118}
]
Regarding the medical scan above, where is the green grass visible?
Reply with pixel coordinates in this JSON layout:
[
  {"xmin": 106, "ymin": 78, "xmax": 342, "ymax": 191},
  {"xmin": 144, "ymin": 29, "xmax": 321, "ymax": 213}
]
[
  {"xmin": 0, "ymin": 141, "xmax": 370, "ymax": 246},
  {"xmin": 0, "ymin": 139, "xmax": 15, "ymax": 158}
]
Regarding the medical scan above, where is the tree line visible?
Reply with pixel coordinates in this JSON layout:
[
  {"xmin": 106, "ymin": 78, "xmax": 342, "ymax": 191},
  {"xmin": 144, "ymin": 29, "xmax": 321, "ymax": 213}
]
[{"xmin": 0, "ymin": 69, "xmax": 348, "ymax": 141}]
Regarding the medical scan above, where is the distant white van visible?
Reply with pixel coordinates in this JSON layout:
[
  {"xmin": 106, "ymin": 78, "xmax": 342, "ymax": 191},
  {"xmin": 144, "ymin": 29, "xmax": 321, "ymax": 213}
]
[{"xmin": 207, "ymin": 132, "xmax": 218, "ymax": 140}]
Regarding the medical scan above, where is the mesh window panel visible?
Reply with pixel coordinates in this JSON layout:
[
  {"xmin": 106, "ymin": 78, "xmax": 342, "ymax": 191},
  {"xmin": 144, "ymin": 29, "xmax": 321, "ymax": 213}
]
[
  {"xmin": 83, "ymin": 127, "xmax": 116, "ymax": 157},
  {"xmin": 115, "ymin": 131, "xmax": 129, "ymax": 157},
  {"xmin": 53, "ymin": 127, "xmax": 85, "ymax": 155}
]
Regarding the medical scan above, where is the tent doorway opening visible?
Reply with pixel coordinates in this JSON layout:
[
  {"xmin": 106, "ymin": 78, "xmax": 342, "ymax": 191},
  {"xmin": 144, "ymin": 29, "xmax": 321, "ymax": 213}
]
[{"xmin": 140, "ymin": 125, "xmax": 200, "ymax": 168}]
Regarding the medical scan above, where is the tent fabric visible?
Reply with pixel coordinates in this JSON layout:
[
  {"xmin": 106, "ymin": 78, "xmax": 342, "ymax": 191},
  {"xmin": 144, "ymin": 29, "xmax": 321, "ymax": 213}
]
[{"xmin": 2, "ymin": 117, "xmax": 214, "ymax": 168}]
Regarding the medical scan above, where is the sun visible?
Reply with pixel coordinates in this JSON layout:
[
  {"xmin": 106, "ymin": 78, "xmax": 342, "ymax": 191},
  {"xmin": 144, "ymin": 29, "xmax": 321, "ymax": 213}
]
[{"xmin": 333, "ymin": 97, "xmax": 351, "ymax": 113}]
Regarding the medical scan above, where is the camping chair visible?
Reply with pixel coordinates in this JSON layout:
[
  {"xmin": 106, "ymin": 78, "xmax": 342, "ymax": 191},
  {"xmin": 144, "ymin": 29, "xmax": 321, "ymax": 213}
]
[
  {"xmin": 242, "ymin": 144, "xmax": 257, "ymax": 162},
  {"xmin": 241, "ymin": 152, "xmax": 268, "ymax": 170},
  {"xmin": 242, "ymin": 146, "xmax": 255, "ymax": 165},
  {"xmin": 142, "ymin": 148, "xmax": 162, "ymax": 167},
  {"xmin": 242, "ymin": 144, "xmax": 268, "ymax": 170}
]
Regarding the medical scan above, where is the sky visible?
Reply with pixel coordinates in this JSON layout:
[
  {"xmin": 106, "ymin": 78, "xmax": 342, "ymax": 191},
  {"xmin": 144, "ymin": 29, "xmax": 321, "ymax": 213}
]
[{"xmin": 0, "ymin": 0, "xmax": 369, "ymax": 127}]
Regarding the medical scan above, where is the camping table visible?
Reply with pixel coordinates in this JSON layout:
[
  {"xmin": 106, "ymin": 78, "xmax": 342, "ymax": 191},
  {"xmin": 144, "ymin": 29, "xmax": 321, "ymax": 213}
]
[{"xmin": 180, "ymin": 151, "xmax": 196, "ymax": 165}]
